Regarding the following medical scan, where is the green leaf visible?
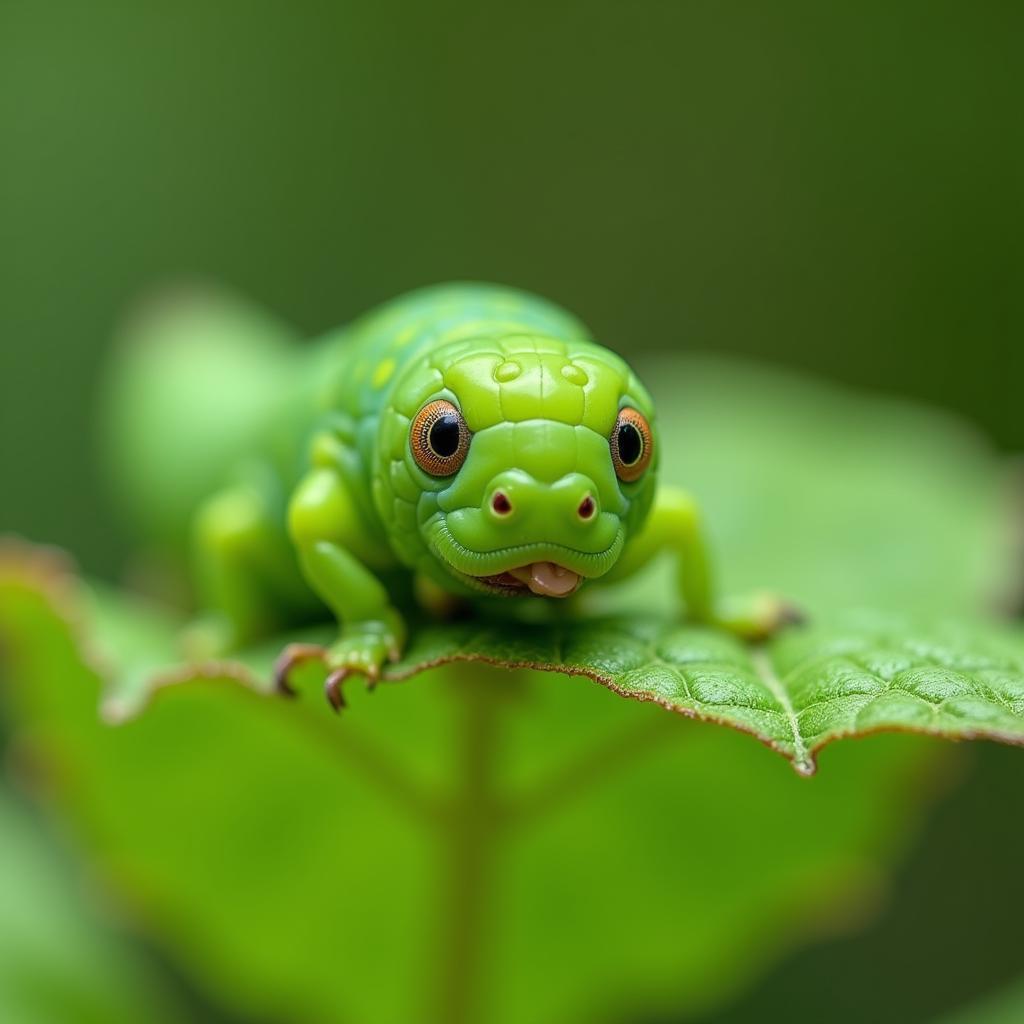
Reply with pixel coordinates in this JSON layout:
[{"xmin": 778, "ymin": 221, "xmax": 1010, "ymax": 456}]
[
  {"xmin": 389, "ymin": 613, "xmax": 1024, "ymax": 775},
  {"xmin": 0, "ymin": 787, "xmax": 186, "ymax": 1024},
  {"xmin": 96, "ymin": 610, "xmax": 1024, "ymax": 777},
  {"xmin": 0, "ymin": 561, "xmax": 942, "ymax": 1024}
]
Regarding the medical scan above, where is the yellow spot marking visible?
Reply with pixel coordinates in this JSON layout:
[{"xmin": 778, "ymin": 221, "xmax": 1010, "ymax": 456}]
[
  {"xmin": 494, "ymin": 360, "xmax": 521, "ymax": 382},
  {"xmin": 395, "ymin": 324, "xmax": 418, "ymax": 346},
  {"xmin": 372, "ymin": 358, "xmax": 397, "ymax": 388}
]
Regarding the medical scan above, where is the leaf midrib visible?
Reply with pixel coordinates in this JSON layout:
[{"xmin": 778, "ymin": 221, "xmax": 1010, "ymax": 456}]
[{"xmin": 750, "ymin": 646, "xmax": 812, "ymax": 773}]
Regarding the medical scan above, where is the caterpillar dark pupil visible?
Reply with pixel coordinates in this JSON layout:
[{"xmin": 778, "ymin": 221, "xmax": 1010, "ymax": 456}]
[
  {"xmin": 617, "ymin": 423, "xmax": 643, "ymax": 465},
  {"xmin": 429, "ymin": 415, "xmax": 461, "ymax": 458}
]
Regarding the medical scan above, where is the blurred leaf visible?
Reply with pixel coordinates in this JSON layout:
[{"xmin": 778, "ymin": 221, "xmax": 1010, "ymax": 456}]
[
  {"xmin": 100, "ymin": 286, "xmax": 301, "ymax": 550},
  {"xmin": 0, "ymin": 788, "xmax": 185, "ymax": 1024},
  {"xmin": 938, "ymin": 977, "xmax": 1024, "ymax": 1024},
  {"xmin": 630, "ymin": 356, "xmax": 1010, "ymax": 619},
  {"xmin": 0, "ymin": 566, "xmax": 941, "ymax": 1024}
]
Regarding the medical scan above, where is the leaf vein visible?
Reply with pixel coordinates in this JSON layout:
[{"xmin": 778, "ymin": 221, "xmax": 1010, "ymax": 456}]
[{"xmin": 751, "ymin": 646, "xmax": 810, "ymax": 769}]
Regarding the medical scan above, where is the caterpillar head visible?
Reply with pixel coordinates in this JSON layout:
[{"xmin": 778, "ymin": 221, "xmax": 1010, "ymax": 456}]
[{"xmin": 375, "ymin": 334, "xmax": 657, "ymax": 598}]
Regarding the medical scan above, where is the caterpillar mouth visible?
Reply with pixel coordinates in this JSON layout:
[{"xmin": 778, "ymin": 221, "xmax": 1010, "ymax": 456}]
[
  {"xmin": 478, "ymin": 561, "xmax": 582, "ymax": 598},
  {"xmin": 426, "ymin": 521, "xmax": 625, "ymax": 598}
]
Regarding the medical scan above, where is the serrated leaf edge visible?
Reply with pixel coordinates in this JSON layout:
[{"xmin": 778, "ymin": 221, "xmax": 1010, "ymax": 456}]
[{"xmin": 4, "ymin": 538, "xmax": 1024, "ymax": 777}]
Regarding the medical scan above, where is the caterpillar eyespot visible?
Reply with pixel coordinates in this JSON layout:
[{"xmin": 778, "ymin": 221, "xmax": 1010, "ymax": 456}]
[
  {"xmin": 410, "ymin": 400, "xmax": 471, "ymax": 476},
  {"xmin": 610, "ymin": 407, "xmax": 653, "ymax": 482}
]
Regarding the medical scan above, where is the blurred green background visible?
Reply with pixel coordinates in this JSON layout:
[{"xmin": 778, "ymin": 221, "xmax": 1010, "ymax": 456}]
[
  {"xmin": 3, "ymin": 0, "xmax": 1021, "ymax": 574},
  {"xmin": 1, "ymin": 2, "xmax": 1022, "ymax": 1023}
]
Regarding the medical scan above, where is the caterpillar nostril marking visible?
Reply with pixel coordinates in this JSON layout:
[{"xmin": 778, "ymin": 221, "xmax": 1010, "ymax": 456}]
[
  {"xmin": 578, "ymin": 496, "xmax": 595, "ymax": 519},
  {"xmin": 492, "ymin": 492, "xmax": 512, "ymax": 515}
]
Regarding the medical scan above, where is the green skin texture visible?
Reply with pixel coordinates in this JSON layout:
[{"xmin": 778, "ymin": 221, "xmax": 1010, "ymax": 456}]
[{"xmin": 191, "ymin": 284, "xmax": 772, "ymax": 699}]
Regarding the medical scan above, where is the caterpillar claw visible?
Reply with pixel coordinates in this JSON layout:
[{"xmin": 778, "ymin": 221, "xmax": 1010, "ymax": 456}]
[
  {"xmin": 324, "ymin": 668, "xmax": 350, "ymax": 712},
  {"xmin": 273, "ymin": 643, "xmax": 326, "ymax": 697}
]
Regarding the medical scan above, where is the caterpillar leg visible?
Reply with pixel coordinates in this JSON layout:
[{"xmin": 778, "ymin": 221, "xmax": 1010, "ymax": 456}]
[
  {"xmin": 277, "ymin": 464, "xmax": 405, "ymax": 710},
  {"xmin": 187, "ymin": 478, "xmax": 312, "ymax": 657},
  {"xmin": 605, "ymin": 484, "xmax": 801, "ymax": 641}
]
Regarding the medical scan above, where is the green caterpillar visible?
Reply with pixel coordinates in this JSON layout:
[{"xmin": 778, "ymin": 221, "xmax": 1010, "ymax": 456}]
[{"xmin": 105, "ymin": 282, "xmax": 785, "ymax": 708}]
